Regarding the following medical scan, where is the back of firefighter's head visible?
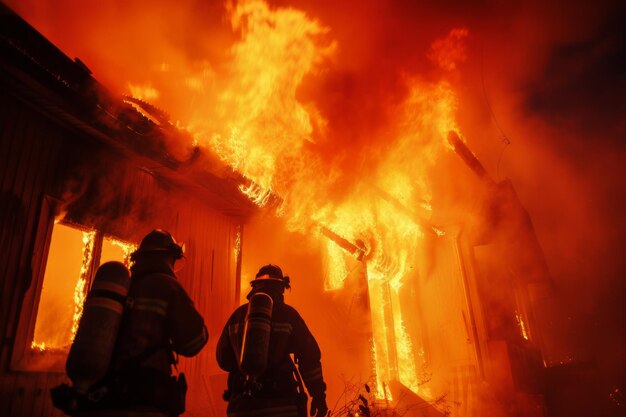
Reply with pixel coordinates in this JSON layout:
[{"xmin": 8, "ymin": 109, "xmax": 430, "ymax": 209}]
[
  {"xmin": 251, "ymin": 264, "xmax": 290, "ymax": 292},
  {"xmin": 130, "ymin": 229, "xmax": 184, "ymax": 265}
]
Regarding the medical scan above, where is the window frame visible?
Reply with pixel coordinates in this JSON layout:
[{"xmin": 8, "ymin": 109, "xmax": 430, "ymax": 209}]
[{"xmin": 10, "ymin": 195, "xmax": 132, "ymax": 372}]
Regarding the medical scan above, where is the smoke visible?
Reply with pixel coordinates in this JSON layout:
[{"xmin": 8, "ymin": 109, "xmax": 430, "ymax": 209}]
[{"xmin": 7, "ymin": 0, "xmax": 625, "ymax": 412}]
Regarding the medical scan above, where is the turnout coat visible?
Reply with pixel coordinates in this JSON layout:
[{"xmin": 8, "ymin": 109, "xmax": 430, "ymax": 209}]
[{"xmin": 216, "ymin": 288, "xmax": 326, "ymax": 417}]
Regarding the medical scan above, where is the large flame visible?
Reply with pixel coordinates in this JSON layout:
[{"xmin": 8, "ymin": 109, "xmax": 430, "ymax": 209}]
[
  {"xmin": 184, "ymin": 0, "xmax": 463, "ymax": 399},
  {"xmin": 10, "ymin": 0, "xmax": 623, "ymax": 414},
  {"xmin": 27, "ymin": 0, "xmax": 466, "ymax": 401},
  {"xmin": 181, "ymin": 0, "xmax": 462, "ymax": 399}
]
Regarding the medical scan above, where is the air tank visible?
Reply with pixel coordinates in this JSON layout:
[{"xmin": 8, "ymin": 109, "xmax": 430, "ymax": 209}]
[
  {"xmin": 239, "ymin": 292, "xmax": 274, "ymax": 377},
  {"xmin": 66, "ymin": 261, "xmax": 130, "ymax": 394}
]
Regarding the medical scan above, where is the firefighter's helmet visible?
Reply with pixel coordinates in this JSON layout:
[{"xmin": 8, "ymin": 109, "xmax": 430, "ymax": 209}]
[
  {"xmin": 251, "ymin": 264, "xmax": 290, "ymax": 289},
  {"xmin": 131, "ymin": 229, "xmax": 184, "ymax": 261}
]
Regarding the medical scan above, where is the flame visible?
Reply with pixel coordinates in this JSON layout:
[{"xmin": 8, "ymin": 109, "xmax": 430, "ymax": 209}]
[
  {"xmin": 234, "ymin": 225, "xmax": 242, "ymax": 262},
  {"xmin": 31, "ymin": 224, "xmax": 96, "ymax": 351},
  {"xmin": 515, "ymin": 310, "xmax": 530, "ymax": 341},
  {"xmin": 107, "ymin": 0, "xmax": 466, "ymax": 401},
  {"xmin": 127, "ymin": 83, "xmax": 160, "ymax": 101},
  {"xmin": 322, "ymin": 239, "xmax": 348, "ymax": 291},
  {"xmin": 108, "ymin": 237, "xmax": 137, "ymax": 268},
  {"xmin": 191, "ymin": 1, "xmax": 460, "ymax": 398},
  {"xmin": 31, "ymin": 341, "xmax": 47, "ymax": 351},
  {"xmin": 70, "ymin": 230, "xmax": 96, "ymax": 342},
  {"xmin": 428, "ymin": 28, "xmax": 469, "ymax": 72}
]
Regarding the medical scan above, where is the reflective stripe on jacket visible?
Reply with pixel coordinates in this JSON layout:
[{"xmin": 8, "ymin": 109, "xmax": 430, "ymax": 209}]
[
  {"xmin": 216, "ymin": 290, "xmax": 327, "ymax": 400},
  {"xmin": 112, "ymin": 268, "xmax": 208, "ymax": 376}
]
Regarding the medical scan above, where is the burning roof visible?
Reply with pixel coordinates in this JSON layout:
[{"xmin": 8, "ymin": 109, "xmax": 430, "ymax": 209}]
[{"xmin": 0, "ymin": 2, "xmax": 256, "ymax": 219}]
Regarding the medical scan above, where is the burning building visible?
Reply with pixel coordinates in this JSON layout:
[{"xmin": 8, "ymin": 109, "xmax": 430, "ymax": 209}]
[
  {"xmin": 1, "ymin": 1, "xmax": 624, "ymax": 417},
  {"xmin": 0, "ymin": 4, "xmax": 257, "ymax": 416}
]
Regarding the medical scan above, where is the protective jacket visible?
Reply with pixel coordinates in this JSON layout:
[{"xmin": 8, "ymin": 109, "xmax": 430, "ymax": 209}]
[
  {"xmin": 216, "ymin": 287, "xmax": 326, "ymax": 417},
  {"xmin": 106, "ymin": 257, "xmax": 208, "ymax": 415}
]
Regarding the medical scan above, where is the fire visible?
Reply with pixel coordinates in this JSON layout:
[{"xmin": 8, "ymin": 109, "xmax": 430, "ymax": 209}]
[
  {"xmin": 234, "ymin": 226, "xmax": 242, "ymax": 263},
  {"xmin": 70, "ymin": 230, "xmax": 96, "ymax": 343},
  {"xmin": 127, "ymin": 83, "xmax": 160, "ymax": 101},
  {"xmin": 108, "ymin": 238, "xmax": 137, "ymax": 268},
  {"xmin": 91, "ymin": 0, "xmax": 466, "ymax": 402},
  {"xmin": 322, "ymin": 240, "xmax": 348, "ymax": 291},
  {"xmin": 31, "ymin": 224, "xmax": 96, "ymax": 351},
  {"xmin": 200, "ymin": 0, "xmax": 336, "ymax": 203},
  {"xmin": 181, "ymin": 1, "xmax": 462, "ymax": 400}
]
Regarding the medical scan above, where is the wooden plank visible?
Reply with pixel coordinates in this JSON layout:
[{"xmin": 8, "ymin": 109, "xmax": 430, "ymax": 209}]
[
  {"xmin": 0, "ymin": 373, "xmax": 17, "ymax": 416},
  {"xmin": 4, "ymin": 113, "xmax": 49, "ymax": 344},
  {"xmin": 0, "ymin": 108, "xmax": 32, "ymax": 364},
  {"xmin": 18, "ymin": 374, "xmax": 39, "ymax": 417},
  {"xmin": 0, "ymin": 97, "xmax": 22, "ymax": 192},
  {"xmin": 0, "ymin": 98, "xmax": 25, "ymax": 194},
  {"xmin": 8, "ymin": 196, "xmax": 55, "ymax": 371},
  {"xmin": 0, "ymin": 101, "xmax": 24, "ymax": 263},
  {"xmin": 1, "ymin": 113, "xmax": 50, "ymax": 370},
  {"xmin": 8, "ymin": 373, "xmax": 28, "ymax": 416}
]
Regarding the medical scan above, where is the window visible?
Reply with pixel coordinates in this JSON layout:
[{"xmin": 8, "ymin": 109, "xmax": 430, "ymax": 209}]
[
  {"xmin": 31, "ymin": 223, "xmax": 92, "ymax": 352},
  {"xmin": 11, "ymin": 198, "xmax": 137, "ymax": 372}
]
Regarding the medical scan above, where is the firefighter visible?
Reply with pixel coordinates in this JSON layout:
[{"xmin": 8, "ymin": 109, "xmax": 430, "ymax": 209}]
[
  {"xmin": 217, "ymin": 264, "xmax": 329, "ymax": 417},
  {"xmin": 91, "ymin": 229, "xmax": 208, "ymax": 416}
]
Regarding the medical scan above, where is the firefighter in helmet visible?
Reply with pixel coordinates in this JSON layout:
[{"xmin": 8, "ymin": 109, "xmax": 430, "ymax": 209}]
[
  {"xmin": 105, "ymin": 229, "xmax": 208, "ymax": 416},
  {"xmin": 216, "ymin": 264, "xmax": 328, "ymax": 417}
]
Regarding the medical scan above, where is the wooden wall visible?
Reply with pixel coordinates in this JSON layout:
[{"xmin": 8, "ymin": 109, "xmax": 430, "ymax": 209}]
[
  {"xmin": 0, "ymin": 86, "xmax": 67, "ymax": 417},
  {"xmin": 0, "ymin": 91, "xmax": 242, "ymax": 416}
]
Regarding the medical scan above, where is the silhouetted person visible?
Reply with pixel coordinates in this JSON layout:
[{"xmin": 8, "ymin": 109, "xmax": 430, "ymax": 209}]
[
  {"xmin": 217, "ymin": 264, "xmax": 328, "ymax": 417},
  {"xmin": 58, "ymin": 229, "xmax": 208, "ymax": 417}
]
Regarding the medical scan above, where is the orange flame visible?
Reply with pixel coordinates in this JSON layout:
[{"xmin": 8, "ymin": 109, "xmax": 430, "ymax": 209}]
[
  {"xmin": 112, "ymin": 0, "xmax": 466, "ymax": 400},
  {"xmin": 108, "ymin": 237, "xmax": 137, "ymax": 268},
  {"xmin": 185, "ymin": 1, "xmax": 462, "ymax": 399},
  {"xmin": 70, "ymin": 230, "xmax": 95, "ymax": 343}
]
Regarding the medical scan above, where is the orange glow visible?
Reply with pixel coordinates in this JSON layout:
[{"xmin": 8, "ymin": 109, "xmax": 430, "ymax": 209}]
[
  {"xmin": 7, "ymin": 1, "xmax": 624, "ymax": 415},
  {"xmin": 32, "ymin": 223, "xmax": 89, "ymax": 351},
  {"xmin": 32, "ymin": 226, "xmax": 131, "ymax": 352},
  {"xmin": 322, "ymin": 239, "xmax": 348, "ymax": 291},
  {"xmin": 101, "ymin": 236, "xmax": 137, "ymax": 268},
  {"xmin": 184, "ymin": 1, "xmax": 462, "ymax": 398},
  {"xmin": 70, "ymin": 230, "xmax": 95, "ymax": 344},
  {"xmin": 127, "ymin": 83, "xmax": 160, "ymax": 101},
  {"xmin": 18, "ymin": 0, "xmax": 467, "ymax": 402},
  {"xmin": 234, "ymin": 226, "xmax": 242, "ymax": 263},
  {"xmin": 428, "ymin": 28, "xmax": 469, "ymax": 72},
  {"xmin": 515, "ymin": 310, "xmax": 530, "ymax": 341}
]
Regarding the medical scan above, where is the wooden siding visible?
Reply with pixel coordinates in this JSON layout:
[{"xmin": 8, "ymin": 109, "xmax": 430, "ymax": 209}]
[
  {"xmin": 0, "ymin": 91, "xmax": 242, "ymax": 415},
  {"xmin": 0, "ymin": 92, "xmax": 67, "ymax": 417}
]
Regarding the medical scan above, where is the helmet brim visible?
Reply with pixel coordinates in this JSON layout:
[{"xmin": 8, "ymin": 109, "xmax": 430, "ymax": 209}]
[{"xmin": 250, "ymin": 276, "xmax": 287, "ymax": 286}]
